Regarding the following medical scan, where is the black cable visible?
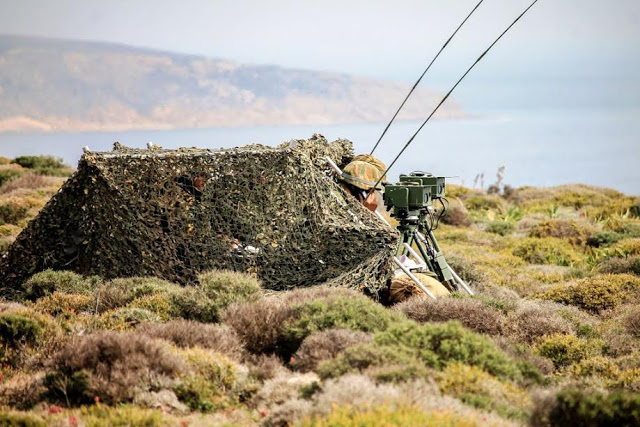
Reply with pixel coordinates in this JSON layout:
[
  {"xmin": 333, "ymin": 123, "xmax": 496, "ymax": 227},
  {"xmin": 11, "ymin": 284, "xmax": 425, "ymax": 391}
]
[
  {"xmin": 369, "ymin": 0, "xmax": 485, "ymax": 155},
  {"xmin": 372, "ymin": 0, "xmax": 540, "ymax": 190}
]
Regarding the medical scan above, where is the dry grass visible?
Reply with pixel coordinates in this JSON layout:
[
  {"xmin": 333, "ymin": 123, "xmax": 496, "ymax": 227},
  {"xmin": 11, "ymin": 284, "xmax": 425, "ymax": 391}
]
[
  {"xmin": 0, "ymin": 174, "xmax": 52, "ymax": 195},
  {"xmin": 45, "ymin": 331, "xmax": 185, "ymax": 405},
  {"xmin": 505, "ymin": 300, "xmax": 574, "ymax": 343},
  {"xmin": 222, "ymin": 297, "xmax": 292, "ymax": 355},
  {"xmin": 396, "ymin": 296, "xmax": 506, "ymax": 335},
  {"xmin": 624, "ymin": 308, "xmax": 640, "ymax": 338},
  {"xmin": 136, "ymin": 320, "xmax": 244, "ymax": 360}
]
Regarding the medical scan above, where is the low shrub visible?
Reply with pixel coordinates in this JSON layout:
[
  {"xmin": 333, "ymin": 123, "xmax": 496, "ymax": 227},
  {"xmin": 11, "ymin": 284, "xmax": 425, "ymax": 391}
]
[
  {"xmin": 512, "ymin": 237, "xmax": 583, "ymax": 266},
  {"xmin": 0, "ymin": 411, "xmax": 46, "ymax": 426},
  {"xmin": 96, "ymin": 307, "xmax": 161, "ymax": 331},
  {"xmin": 0, "ymin": 372, "xmax": 45, "ymax": 409},
  {"xmin": 396, "ymin": 296, "xmax": 505, "ymax": 335},
  {"xmin": 23, "ymin": 270, "xmax": 99, "ymax": 300},
  {"xmin": 624, "ymin": 308, "xmax": 640, "ymax": 338},
  {"xmin": 436, "ymin": 363, "xmax": 531, "ymax": 420},
  {"xmin": 95, "ymin": 276, "xmax": 182, "ymax": 312},
  {"xmin": 0, "ymin": 313, "xmax": 42, "ymax": 347},
  {"xmin": 128, "ymin": 293, "xmax": 174, "ymax": 320},
  {"xmin": 316, "ymin": 343, "xmax": 427, "ymax": 382},
  {"xmin": 293, "ymin": 329, "xmax": 372, "ymax": 372},
  {"xmin": 196, "ymin": 270, "xmax": 262, "ymax": 315},
  {"xmin": 441, "ymin": 204, "xmax": 472, "ymax": 227},
  {"xmin": 535, "ymin": 334, "xmax": 603, "ymax": 369},
  {"xmin": 282, "ymin": 294, "xmax": 403, "ymax": 358},
  {"xmin": 32, "ymin": 292, "xmax": 93, "ymax": 317},
  {"xmin": 598, "ymin": 256, "xmax": 640, "ymax": 276},
  {"xmin": 588, "ymin": 231, "xmax": 624, "ymax": 248},
  {"xmin": 252, "ymin": 371, "xmax": 319, "ymax": 417},
  {"xmin": 529, "ymin": 219, "xmax": 594, "ymax": 246},
  {"xmin": 223, "ymin": 288, "xmax": 400, "ymax": 359},
  {"xmin": 0, "ymin": 165, "xmax": 25, "ymax": 187},
  {"xmin": 537, "ymin": 274, "xmax": 640, "ymax": 313},
  {"xmin": 463, "ymin": 194, "xmax": 504, "ymax": 212},
  {"xmin": 486, "ymin": 220, "xmax": 514, "ymax": 236},
  {"xmin": 45, "ymin": 331, "xmax": 185, "ymax": 405},
  {"xmin": 137, "ymin": 320, "xmax": 244, "ymax": 360},
  {"xmin": 173, "ymin": 347, "xmax": 241, "ymax": 412},
  {"xmin": 12, "ymin": 155, "xmax": 66, "ymax": 171},
  {"xmin": 222, "ymin": 297, "xmax": 293, "ymax": 355},
  {"xmin": 0, "ymin": 201, "xmax": 29, "ymax": 225},
  {"xmin": 0, "ymin": 173, "xmax": 51, "ymax": 195},
  {"xmin": 506, "ymin": 300, "xmax": 574, "ymax": 343},
  {"xmin": 300, "ymin": 403, "xmax": 464, "ymax": 427},
  {"xmin": 0, "ymin": 307, "xmax": 61, "ymax": 368},
  {"xmin": 611, "ymin": 238, "xmax": 640, "ymax": 257},
  {"xmin": 569, "ymin": 356, "xmax": 620, "ymax": 380},
  {"xmin": 543, "ymin": 389, "xmax": 640, "ymax": 426}
]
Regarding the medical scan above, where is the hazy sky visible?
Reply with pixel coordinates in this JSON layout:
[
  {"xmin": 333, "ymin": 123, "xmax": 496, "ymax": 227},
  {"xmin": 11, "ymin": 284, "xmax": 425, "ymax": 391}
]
[{"xmin": 0, "ymin": 0, "xmax": 638, "ymax": 110}]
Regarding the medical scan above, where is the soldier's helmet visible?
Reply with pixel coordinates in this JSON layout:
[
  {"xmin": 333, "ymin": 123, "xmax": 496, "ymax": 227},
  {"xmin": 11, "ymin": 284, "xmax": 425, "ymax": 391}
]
[{"xmin": 341, "ymin": 154, "xmax": 387, "ymax": 190}]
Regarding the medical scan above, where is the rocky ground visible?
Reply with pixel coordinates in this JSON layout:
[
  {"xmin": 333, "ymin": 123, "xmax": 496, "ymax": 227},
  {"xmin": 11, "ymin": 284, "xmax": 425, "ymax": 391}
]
[{"xmin": 0, "ymin": 156, "xmax": 639, "ymax": 426}]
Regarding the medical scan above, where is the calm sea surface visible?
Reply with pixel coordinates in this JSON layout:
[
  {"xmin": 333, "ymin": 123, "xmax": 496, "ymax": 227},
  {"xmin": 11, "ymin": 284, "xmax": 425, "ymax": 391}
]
[{"xmin": 0, "ymin": 108, "xmax": 638, "ymax": 195}]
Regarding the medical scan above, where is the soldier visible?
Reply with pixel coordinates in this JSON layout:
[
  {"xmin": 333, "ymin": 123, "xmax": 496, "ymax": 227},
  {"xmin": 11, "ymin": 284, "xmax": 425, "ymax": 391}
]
[
  {"xmin": 339, "ymin": 154, "xmax": 387, "ymax": 212},
  {"xmin": 339, "ymin": 154, "xmax": 450, "ymax": 302}
]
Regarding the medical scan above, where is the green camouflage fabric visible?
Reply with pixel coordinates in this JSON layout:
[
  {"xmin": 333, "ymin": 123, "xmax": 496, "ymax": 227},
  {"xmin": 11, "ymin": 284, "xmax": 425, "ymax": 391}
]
[{"xmin": 341, "ymin": 154, "xmax": 387, "ymax": 190}]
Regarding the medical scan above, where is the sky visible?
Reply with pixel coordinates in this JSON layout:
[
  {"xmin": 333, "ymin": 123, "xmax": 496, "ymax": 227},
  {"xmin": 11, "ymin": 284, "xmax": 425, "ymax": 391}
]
[{"xmin": 0, "ymin": 0, "xmax": 638, "ymax": 111}]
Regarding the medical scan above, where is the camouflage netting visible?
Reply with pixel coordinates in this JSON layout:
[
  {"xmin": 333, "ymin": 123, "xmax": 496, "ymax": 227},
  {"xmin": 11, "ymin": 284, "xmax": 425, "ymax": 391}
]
[{"xmin": 0, "ymin": 135, "xmax": 397, "ymax": 297}]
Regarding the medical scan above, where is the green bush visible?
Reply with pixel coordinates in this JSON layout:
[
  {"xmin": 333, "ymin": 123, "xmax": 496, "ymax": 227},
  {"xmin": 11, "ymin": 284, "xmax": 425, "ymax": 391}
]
[
  {"xmin": 173, "ymin": 347, "xmax": 241, "ymax": 412},
  {"xmin": 316, "ymin": 343, "xmax": 427, "ymax": 382},
  {"xmin": 23, "ymin": 270, "xmax": 99, "ymax": 300},
  {"xmin": 12, "ymin": 155, "xmax": 65, "ymax": 171},
  {"xmin": 529, "ymin": 219, "xmax": 593, "ymax": 246},
  {"xmin": 374, "ymin": 321, "xmax": 524, "ymax": 381},
  {"xmin": 486, "ymin": 220, "xmax": 514, "ymax": 236},
  {"xmin": 588, "ymin": 231, "xmax": 624, "ymax": 248},
  {"xmin": 97, "ymin": 307, "xmax": 161, "ymax": 331},
  {"xmin": 0, "ymin": 167, "xmax": 25, "ymax": 187},
  {"xmin": 301, "ymin": 403, "xmax": 459, "ymax": 427},
  {"xmin": 436, "ymin": 363, "xmax": 531, "ymax": 421},
  {"xmin": 194, "ymin": 270, "xmax": 262, "ymax": 322},
  {"xmin": 96, "ymin": 276, "xmax": 182, "ymax": 312},
  {"xmin": 0, "ymin": 202, "xmax": 29, "ymax": 225},
  {"xmin": 463, "ymin": 195, "xmax": 504, "ymax": 212},
  {"xmin": 0, "ymin": 313, "xmax": 41, "ymax": 347},
  {"xmin": 0, "ymin": 411, "xmax": 46, "ymax": 427},
  {"xmin": 535, "ymin": 334, "xmax": 602, "ymax": 369},
  {"xmin": 224, "ymin": 289, "xmax": 401, "ymax": 359},
  {"xmin": 537, "ymin": 274, "xmax": 640, "ymax": 313},
  {"xmin": 513, "ymin": 237, "xmax": 583, "ymax": 266},
  {"xmin": 282, "ymin": 295, "xmax": 403, "ymax": 358},
  {"xmin": 547, "ymin": 389, "xmax": 640, "ymax": 426}
]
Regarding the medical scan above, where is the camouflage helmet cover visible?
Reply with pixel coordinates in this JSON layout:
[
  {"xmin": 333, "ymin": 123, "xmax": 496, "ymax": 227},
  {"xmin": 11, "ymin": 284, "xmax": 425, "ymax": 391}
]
[{"xmin": 341, "ymin": 154, "xmax": 387, "ymax": 190}]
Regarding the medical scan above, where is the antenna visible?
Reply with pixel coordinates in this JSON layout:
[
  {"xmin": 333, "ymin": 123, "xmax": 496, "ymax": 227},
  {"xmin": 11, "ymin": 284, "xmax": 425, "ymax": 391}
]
[
  {"xmin": 369, "ymin": 0, "xmax": 485, "ymax": 156},
  {"xmin": 372, "ymin": 0, "xmax": 541, "ymax": 190}
]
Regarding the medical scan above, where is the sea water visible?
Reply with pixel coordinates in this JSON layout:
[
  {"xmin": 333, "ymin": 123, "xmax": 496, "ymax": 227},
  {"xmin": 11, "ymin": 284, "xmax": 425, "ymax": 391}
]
[{"xmin": 0, "ymin": 108, "xmax": 638, "ymax": 195}]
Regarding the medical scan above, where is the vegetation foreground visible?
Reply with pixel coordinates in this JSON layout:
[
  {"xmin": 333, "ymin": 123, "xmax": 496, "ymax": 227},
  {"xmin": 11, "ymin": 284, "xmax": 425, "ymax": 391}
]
[{"xmin": 0, "ymin": 156, "xmax": 640, "ymax": 426}]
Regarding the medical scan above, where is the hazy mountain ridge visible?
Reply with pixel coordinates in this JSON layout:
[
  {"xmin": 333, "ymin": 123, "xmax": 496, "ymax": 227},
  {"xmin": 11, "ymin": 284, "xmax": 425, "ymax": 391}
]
[{"xmin": 0, "ymin": 34, "xmax": 466, "ymax": 132}]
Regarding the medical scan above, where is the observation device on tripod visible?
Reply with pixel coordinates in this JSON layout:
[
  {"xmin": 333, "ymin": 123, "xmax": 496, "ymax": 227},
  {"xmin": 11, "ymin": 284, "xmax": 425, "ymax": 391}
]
[{"xmin": 383, "ymin": 172, "xmax": 473, "ymax": 297}]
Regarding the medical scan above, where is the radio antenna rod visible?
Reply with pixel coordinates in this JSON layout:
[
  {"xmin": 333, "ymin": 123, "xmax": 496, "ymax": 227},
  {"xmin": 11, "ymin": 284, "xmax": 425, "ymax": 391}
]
[
  {"xmin": 372, "ymin": 0, "xmax": 540, "ymax": 190},
  {"xmin": 370, "ymin": 0, "xmax": 485, "ymax": 155}
]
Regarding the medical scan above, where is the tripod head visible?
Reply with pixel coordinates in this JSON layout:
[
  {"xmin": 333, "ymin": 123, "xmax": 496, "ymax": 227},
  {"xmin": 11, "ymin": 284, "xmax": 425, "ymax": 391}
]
[{"xmin": 382, "ymin": 171, "xmax": 447, "ymax": 225}]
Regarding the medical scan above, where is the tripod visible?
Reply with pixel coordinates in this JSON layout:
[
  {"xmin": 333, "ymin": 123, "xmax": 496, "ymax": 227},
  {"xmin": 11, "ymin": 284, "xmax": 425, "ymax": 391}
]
[{"xmin": 392, "ymin": 209, "xmax": 473, "ymax": 298}]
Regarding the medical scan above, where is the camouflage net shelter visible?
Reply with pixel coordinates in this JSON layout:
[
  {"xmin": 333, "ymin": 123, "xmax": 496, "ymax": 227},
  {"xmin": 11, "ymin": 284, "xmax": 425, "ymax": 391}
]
[{"xmin": 0, "ymin": 135, "xmax": 397, "ymax": 297}]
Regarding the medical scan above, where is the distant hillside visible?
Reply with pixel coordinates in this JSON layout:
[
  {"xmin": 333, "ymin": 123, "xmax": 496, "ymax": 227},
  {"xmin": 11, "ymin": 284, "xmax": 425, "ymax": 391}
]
[{"xmin": 0, "ymin": 34, "xmax": 466, "ymax": 132}]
